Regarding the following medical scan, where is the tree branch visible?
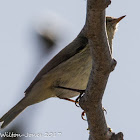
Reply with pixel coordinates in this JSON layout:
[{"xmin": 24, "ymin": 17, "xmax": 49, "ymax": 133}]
[{"xmin": 78, "ymin": 0, "xmax": 123, "ymax": 140}]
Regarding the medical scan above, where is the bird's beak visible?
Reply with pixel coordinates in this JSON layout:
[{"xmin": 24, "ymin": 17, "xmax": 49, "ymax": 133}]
[{"xmin": 112, "ymin": 15, "xmax": 126, "ymax": 24}]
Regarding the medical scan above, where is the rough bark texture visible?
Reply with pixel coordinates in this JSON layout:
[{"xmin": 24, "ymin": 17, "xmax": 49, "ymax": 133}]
[{"xmin": 77, "ymin": 0, "xmax": 123, "ymax": 140}]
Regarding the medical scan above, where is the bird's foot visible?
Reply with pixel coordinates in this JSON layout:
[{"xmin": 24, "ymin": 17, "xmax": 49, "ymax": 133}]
[
  {"xmin": 75, "ymin": 90, "xmax": 85, "ymax": 107},
  {"xmin": 81, "ymin": 107, "xmax": 107, "ymax": 122},
  {"xmin": 55, "ymin": 86, "xmax": 85, "ymax": 106},
  {"xmin": 103, "ymin": 107, "xmax": 107, "ymax": 114}
]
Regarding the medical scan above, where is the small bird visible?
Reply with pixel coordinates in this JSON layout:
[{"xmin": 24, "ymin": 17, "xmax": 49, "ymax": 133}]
[{"xmin": 0, "ymin": 16, "xmax": 125, "ymax": 129}]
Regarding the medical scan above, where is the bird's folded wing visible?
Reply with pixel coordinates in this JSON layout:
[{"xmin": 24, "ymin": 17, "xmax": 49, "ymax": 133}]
[{"xmin": 25, "ymin": 33, "xmax": 88, "ymax": 94}]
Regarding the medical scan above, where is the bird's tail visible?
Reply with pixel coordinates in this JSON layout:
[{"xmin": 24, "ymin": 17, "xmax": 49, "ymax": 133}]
[{"xmin": 0, "ymin": 97, "xmax": 27, "ymax": 129}]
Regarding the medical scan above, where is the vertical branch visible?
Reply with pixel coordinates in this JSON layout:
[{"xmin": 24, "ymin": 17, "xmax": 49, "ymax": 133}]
[{"xmin": 79, "ymin": 0, "xmax": 122, "ymax": 139}]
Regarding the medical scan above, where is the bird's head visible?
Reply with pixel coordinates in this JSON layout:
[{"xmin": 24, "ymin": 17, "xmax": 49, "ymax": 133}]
[{"xmin": 106, "ymin": 15, "xmax": 126, "ymax": 53}]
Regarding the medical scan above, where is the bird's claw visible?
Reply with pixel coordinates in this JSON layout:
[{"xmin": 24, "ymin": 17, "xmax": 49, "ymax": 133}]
[
  {"xmin": 103, "ymin": 107, "xmax": 107, "ymax": 114},
  {"xmin": 75, "ymin": 90, "xmax": 85, "ymax": 107},
  {"xmin": 81, "ymin": 111, "xmax": 87, "ymax": 121}
]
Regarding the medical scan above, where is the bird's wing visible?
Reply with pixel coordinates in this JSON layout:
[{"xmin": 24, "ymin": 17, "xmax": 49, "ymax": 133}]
[{"xmin": 25, "ymin": 34, "xmax": 88, "ymax": 94}]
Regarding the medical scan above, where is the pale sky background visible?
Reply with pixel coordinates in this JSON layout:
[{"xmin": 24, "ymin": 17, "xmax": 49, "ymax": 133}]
[{"xmin": 0, "ymin": 0, "xmax": 139, "ymax": 140}]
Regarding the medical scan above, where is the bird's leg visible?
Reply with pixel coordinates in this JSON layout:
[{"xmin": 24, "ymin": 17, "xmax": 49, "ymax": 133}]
[
  {"xmin": 56, "ymin": 86, "xmax": 107, "ymax": 117},
  {"xmin": 55, "ymin": 86, "xmax": 85, "ymax": 106},
  {"xmin": 60, "ymin": 98, "xmax": 76, "ymax": 103}
]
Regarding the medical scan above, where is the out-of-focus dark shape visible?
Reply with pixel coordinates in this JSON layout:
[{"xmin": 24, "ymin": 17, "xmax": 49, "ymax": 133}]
[
  {"xmin": 36, "ymin": 30, "xmax": 56, "ymax": 51},
  {"xmin": 31, "ymin": 26, "xmax": 58, "ymax": 57},
  {"xmin": 38, "ymin": 33, "xmax": 55, "ymax": 48}
]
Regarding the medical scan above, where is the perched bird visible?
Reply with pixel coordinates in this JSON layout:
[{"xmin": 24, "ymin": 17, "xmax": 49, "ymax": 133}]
[{"xmin": 0, "ymin": 16, "xmax": 125, "ymax": 129}]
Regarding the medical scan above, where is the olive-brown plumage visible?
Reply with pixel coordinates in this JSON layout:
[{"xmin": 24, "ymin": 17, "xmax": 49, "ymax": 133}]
[{"xmin": 0, "ymin": 16, "xmax": 125, "ymax": 129}]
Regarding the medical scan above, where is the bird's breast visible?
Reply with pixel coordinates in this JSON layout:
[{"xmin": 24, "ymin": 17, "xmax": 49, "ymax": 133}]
[{"xmin": 49, "ymin": 46, "xmax": 92, "ymax": 98}]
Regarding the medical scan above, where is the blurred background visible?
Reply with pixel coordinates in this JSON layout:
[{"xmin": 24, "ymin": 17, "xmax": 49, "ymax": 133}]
[{"xmin": 0, "ymin": 0, "xmax": 139, "ymax": 140}]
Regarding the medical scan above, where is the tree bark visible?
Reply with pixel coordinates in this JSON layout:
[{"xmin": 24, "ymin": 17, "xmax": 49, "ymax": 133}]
[{"xmin": 77, "ymin": 0, "xmax": 123, "ymax": 139}]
